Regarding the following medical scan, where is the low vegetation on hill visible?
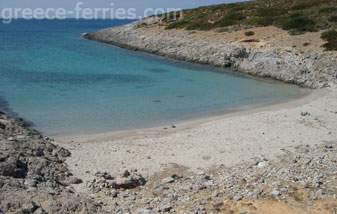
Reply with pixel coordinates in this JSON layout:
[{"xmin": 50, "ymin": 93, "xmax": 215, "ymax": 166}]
[{"xmin": 162, "ymin": 0, "xmax": 337, "ymax": 50}]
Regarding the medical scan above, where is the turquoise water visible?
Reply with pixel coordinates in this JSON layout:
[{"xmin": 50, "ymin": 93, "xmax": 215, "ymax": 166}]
[{"xmin": 0, "ymin": 19, "xmax": 303, "ymax": 136}]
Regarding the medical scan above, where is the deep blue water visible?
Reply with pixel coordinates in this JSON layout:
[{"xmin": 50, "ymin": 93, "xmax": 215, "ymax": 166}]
[{"xmin": 0, "ymin": 19, "xmax": 303, "ymax": 136}]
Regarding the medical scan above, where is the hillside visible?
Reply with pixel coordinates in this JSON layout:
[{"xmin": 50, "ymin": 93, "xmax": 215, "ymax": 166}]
[{"xmin": 161, "ymin": 0, "xmax": 337, "ymax": 50}]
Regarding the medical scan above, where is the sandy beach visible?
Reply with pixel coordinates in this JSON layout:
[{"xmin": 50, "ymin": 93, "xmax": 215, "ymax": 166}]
[{"xmin": 55, "ymin": 85, "xmax": 336, "ymax": 181}]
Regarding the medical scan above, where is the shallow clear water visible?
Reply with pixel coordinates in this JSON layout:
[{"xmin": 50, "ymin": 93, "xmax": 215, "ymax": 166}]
[{"xmin": 0, "ymin": 19, "xmax": 303, "ymax": 136}]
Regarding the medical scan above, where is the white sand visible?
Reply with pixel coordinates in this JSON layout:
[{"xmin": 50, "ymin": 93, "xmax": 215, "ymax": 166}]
[{"xmin": 55, "ymin": 87, "xmax": 337, "ymax": 183}]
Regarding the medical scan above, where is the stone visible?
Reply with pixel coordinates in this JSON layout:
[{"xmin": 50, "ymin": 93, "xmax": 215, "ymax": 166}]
[
  {"xmin": 233, "ymin": 195, "xmax": 243, "ymax": 201},
  {"xmin": 325, "ymin": 144, "xmax": 333, "ymax": 149},
  {"xmin": 69, "ymin": 177, "xmax": 83, "ymax": 184},
  {"xmin": 257, "ymin": 161, "xmax": 269, "ymax": 168},
  {"xmin": 271, "ymin": 189, "xmax": 281, "ymax": 197},
  {"xmin": 0, "ymin": 122, "xmax": 5, "ymax": 129},
  {"xmin": 161, "ymin": 204, "xmax": 172, "ymax": 212},
  {"xmin": 0, "ymin": 157, "xmax": 27, "ymax": 178},
  {"xmin": 314, "ymin": 189, "xmax": 323, "ymax": 199},
  {"xmin": 137, "ymin": 208, "xmax": 156, "ymax": 214},
  {"xmin": 162, "ymin": 176, "xmax": 175, "ymax": 184},
  {"xmin": 301, "ymin": 112, "xmax": 310, "ymax": 116}
]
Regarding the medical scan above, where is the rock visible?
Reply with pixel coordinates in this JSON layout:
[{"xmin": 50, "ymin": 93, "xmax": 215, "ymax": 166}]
[
  {"xmin": 123, "ymin": 170, "xmax": 131, "ymax": 177},
  {"xmin": 137, "ymin": 208, "xmax": 156, "ymax": 214},
  {"xmin": 314, "ymin": 189, "xmax": 323, "ymax": 199},
  {"xmin": 257, "ymin": 161, "xmax": 269, "ymax": 168},
  {"xmin": 160, "ymin": 204, "xmax": 172, "ymax": 212},
  {"xmin": 301, "ymin": 112, "xmax": 310, "ymax": 116},
  {"xmin": 325, "ymin": 144, "xmax": 333, "ymax": 149},
  {"xmin": 271, "ymin": 189, "xmax": 281, "ymax": 197},
  {"xmin": 162, "ymin": 176, "xmax": 175, "ymax": 184},
  {"xmin": 0, "ymin": 157, "xmax": 27, "ymax": 178},
  {"xmin": 69, "ymin": 177, "xmax": 83, "ymax": 184},
  {"xmin": 117, "ymin": 170, "xmax": 147, "ymax": 189},
  {"xmin": 56, "ymin": 147, "xmax": 71, "ymax": 158},
  {"xmin": 212, "ymin": 201, "xmax": 224, "ymax": 207},
  {"xmin": 0, "ymin": 122, "xmax": 5, "ymax": 129},
  {"xmin": 0, "ymin": 112, "xmax": 104, "ymax": 214},
  {"xmin": 233, "ymin": 195, "xmax": 243, "ymax": 201},
  {"xmin": 111, "ymin": 190, "xmax": 119, "ymax": 197}
]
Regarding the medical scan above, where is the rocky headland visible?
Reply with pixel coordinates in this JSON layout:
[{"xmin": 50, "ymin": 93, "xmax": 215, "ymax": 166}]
[{"xmin": 84, "ymin": 19, "xmax": 337, "ymax": 89}]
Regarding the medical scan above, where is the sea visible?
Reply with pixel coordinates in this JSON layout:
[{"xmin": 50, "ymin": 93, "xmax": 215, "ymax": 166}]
[{"xmin": 0, "ymin": 19, "xmax": 304, "ymax": 136}]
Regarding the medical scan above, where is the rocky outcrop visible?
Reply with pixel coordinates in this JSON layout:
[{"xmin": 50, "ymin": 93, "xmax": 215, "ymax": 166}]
[
  {"xmin": 0, "ymin": 111, "xmax": 106, "ymax": 214},
  {"xmin": 84, "ymin": 21, "xmax": 337, "ymax": 89}
]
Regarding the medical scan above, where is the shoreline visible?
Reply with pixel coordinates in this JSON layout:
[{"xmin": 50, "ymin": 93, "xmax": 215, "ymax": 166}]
[
  {"xmin": 1, "ymin": 18, "xmax": 337, "ymax": 213},
  {"xmin": 54, "ymin": 86, "xmax": 317, "ymax": 143}
]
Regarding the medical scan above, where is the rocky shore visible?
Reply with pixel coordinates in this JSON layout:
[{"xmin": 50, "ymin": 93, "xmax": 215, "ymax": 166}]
[
  {"xmin": 0, "ymin": 111, "xmax": 106, "ymax": 213},
  {"xmin": 84, "ymin": 19, "xmax": 337, "ymax": 89}
]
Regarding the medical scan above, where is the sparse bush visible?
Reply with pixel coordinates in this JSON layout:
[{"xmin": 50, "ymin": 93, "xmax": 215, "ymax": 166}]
[
  {"xmin": 165, "ymin": 21, "xmax": 188, "ymax": 29},
  {"xmin": 215, "ymin": 12, "xmax": 246, "ymax": 27},
  {"xmin": 291, "ymin": 2, "xmax": 315, "ymax": 10},
  {"xmin": 245, "ymin": 31, "xmax": 255, "ymax": 36},
  {"xmin": 329, "ymin": 16, "xmax": 337, "ymax": 22},
  {"xmin": 246, "ymin": 17, "xmax": 274, "ymax": 26},
  {"xmin": 255, "ymin": 7, "xmax": 286, "ymax": 17},
  {"xmin": 321, "ymin": 29, "xmax": 337, "ymax": 41},
  {"xmin": 303, "ymin": 42, "xmax": 311, "ymax": 46},
  {"xmin": 186, "ymin": 21, "xmax": 214, "ymax": 31},
  {"xmin": 319, "ymin": 6, "xmax": 337, "ymax": 13},
  {"xmin": 321, "ymin": 29, "xmax": 337, "ymax": 51}
]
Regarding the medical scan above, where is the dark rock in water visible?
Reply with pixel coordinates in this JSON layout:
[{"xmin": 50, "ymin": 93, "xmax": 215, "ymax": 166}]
[{"xmin": 0, "ymin": 157, "xmax": 27, "ymax": 178}]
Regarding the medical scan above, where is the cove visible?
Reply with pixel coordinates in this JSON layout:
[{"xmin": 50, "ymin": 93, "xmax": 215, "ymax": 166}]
[{"xmin": 0, "ymin": 19, "xmax": 305, "ymax": 136}]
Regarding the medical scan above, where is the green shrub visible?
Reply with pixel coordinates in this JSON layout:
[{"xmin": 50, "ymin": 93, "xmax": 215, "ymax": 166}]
[
  {"xmin": 165, "ymin": 21, "xmax": 188, "ymax": 29},
  {"xmin": 291, "ymin": 2, "xmax": 315, "ymax": 10},
  {"xmin": 245, "ymin": 31, "xmax": 255, "ymax": 36},
  {"xmin": 321, "ymin": 29, "xmax": 337, "ymax": 41},
  {"xmin": 328, "ymin": 15, "xmax": 337, "ymax": 22},
  {"xmin": 319, "ymin": 6, "xmax": 337, "ymax": 13},
  {"xmin": 255, "ymin": 7, "xmax": 286, "ymax": 17},
  {"xmin": 214, "ymin": 12, "xmax": 246, "ymax": 27},
  {"xmin": 321, "ymin": 29, "xmax": 337, "ymax": 51},
  {"xmin": 246, "ymin": 17, "xmax": 274, "ymax": 26},
  {"xmin": 322, "ymin": 42, "xmax": 337, "ymax": 51},
  {"xmin": 185, "ymin": 21, "xmax": 214, "ymax": 30},
  {"xmin": 276, "ymin": 14, "xmax": 316, "ymax": 33}
]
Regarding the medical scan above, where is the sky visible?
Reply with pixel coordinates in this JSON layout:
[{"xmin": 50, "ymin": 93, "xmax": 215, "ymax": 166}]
[{"xmin": 0, "ymin": 0, "xmax": 246, "ymax": 18}]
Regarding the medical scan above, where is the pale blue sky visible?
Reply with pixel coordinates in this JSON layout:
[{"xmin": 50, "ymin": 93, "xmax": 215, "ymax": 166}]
[{"xmin": 0, "ymin": 0, "xmax": 245, "ymax": 18}]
